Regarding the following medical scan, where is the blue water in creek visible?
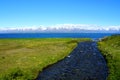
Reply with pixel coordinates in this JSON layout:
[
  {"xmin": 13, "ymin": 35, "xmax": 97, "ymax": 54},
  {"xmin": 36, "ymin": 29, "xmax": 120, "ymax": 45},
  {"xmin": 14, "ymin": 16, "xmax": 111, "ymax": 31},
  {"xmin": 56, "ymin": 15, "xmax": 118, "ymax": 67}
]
[{"xmin": 0, "ymin": 33, "xmax": 118, "ymax": 40}]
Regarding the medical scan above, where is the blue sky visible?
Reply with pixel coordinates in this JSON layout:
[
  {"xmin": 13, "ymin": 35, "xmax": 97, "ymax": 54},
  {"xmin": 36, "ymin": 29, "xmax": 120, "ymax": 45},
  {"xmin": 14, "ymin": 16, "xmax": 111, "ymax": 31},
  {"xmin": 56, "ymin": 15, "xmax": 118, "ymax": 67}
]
[{"xmin": 0, "ymin": 0, "xmax": 120, "ymax": 28}]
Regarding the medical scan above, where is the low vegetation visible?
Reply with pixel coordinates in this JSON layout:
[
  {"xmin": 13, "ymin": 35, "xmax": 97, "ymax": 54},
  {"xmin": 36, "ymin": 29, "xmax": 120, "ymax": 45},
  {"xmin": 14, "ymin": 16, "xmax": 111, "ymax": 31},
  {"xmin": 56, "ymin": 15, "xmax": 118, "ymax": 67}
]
[
  {"xmin": 98, "ymin": 35, "xmax": 120, "ymax": 80},
  {"xmin": 0, "ymin": 38, "xmax": 90, "ymax": 80}
]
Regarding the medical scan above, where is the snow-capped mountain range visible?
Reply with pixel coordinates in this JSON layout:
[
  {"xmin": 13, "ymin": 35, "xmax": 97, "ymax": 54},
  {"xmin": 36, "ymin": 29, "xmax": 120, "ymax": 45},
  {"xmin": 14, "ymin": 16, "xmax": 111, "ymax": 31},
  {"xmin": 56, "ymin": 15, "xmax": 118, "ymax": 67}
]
[{"xmin": 0, "ymin": 24, "xmax": 120, "ymax": 33}]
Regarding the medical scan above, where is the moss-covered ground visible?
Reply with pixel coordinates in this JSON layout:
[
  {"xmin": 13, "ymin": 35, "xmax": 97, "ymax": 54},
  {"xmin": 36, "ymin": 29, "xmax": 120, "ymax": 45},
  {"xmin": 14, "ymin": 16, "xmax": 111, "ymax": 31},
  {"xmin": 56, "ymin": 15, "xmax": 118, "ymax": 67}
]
[
  {"xmin": 0, "ymin": 38, "xmax": 90, "ymax": 80},
  {"xmin": 98, "ymin": 35, "xmax": 120, "ymax": 80}
]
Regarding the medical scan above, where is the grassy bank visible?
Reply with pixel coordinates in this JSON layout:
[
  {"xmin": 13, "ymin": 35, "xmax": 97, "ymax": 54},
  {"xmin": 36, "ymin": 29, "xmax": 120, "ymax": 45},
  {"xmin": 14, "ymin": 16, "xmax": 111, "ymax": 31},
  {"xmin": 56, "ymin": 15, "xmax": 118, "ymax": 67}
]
[
  {"xmin": 0, "ymin": 38, "xmax": 90, "ymax": 80},
  {"xmin": 98, "ymin": 35, "xmax": 120, "ymax": 80}
]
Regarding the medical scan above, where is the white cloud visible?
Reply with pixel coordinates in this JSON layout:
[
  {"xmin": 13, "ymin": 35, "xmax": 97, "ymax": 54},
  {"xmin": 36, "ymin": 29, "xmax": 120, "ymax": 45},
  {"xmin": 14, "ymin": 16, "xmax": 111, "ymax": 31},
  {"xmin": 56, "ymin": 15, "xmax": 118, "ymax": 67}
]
[{"xmin": 0, "ymin": 24, "xmax": 120, "ymax": 33}]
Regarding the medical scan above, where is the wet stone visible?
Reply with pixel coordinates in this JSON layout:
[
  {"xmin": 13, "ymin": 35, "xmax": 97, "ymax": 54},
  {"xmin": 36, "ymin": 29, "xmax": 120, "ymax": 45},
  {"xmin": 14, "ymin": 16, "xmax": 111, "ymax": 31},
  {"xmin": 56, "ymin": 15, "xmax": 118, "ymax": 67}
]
[{"xmin": 36, "ymin": 41, "xmax": 108, "ymax": 80}]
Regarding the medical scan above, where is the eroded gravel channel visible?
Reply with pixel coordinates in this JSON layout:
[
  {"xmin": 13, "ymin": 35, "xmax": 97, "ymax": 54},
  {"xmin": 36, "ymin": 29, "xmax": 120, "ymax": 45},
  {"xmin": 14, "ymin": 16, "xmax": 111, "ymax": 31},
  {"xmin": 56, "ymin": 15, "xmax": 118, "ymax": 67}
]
[{"xmin": 36, "ymin": 41, "xmax": 108, "ymax": 80}]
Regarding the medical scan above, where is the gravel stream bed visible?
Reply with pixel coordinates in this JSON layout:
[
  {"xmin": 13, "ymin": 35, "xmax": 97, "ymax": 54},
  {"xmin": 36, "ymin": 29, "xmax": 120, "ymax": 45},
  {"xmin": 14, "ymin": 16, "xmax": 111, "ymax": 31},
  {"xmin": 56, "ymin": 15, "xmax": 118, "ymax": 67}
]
[{"xmin": 36, "ymin": 41, "xmax": 108, "ymax": 80}]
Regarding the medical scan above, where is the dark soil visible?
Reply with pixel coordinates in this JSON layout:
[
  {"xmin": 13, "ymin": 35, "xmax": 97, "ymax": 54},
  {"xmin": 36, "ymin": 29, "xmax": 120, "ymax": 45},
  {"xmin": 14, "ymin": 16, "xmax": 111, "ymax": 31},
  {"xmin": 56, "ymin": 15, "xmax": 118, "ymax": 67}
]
[{"xmin": 36, "ymin": 41, "xmax": 108, "ymax": 80}]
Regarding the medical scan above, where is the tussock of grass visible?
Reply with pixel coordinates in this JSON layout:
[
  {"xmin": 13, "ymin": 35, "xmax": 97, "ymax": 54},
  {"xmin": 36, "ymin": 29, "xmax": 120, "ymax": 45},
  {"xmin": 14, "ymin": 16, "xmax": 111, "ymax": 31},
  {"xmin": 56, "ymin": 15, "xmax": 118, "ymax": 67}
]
[
  {"xmin": 0, "ymin": 38, "xmax": 90, "ymax": 80},
  {"xmin": 98, "ymin": 35, "xmax": 120, "ymax": 80}
]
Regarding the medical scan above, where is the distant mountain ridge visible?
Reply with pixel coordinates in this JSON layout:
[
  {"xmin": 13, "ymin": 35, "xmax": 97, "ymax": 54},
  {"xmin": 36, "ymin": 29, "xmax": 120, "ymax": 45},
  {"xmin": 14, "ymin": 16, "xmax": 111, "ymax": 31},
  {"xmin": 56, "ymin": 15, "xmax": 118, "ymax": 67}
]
[{"xmin": 0, "ymin": 24, "xmax": 120, "ymax": 33}]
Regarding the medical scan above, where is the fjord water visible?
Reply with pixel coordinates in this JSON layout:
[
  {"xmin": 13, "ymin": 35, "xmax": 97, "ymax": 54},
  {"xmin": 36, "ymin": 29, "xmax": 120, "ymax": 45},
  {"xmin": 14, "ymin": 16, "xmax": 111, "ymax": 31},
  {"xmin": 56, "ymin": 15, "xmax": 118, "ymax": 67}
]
[{"xmin": 0, "ymin": 33, "xmax": 118, "ymax": 39}]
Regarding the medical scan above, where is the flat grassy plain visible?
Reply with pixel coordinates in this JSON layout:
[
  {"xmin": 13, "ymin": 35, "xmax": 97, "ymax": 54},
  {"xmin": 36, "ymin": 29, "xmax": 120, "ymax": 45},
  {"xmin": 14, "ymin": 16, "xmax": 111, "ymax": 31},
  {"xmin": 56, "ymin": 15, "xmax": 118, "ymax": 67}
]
[
  {"xmin": 98, "ymin": 35, "xmax": 120, "ymax": 80},
  {"xmin": 0, "ymin": 38, "xmax": 90, "ymax": 80}
]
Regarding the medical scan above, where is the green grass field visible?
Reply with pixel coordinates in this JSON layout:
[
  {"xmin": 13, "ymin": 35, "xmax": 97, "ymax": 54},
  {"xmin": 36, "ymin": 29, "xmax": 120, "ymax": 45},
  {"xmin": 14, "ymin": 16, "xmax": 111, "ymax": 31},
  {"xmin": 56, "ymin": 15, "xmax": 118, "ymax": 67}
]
[
  {"xmin": 0, "ymin": 38, "xmax": 90, "ymax": 80},
  {"xmin": 98, "ymin": 35, "xmax": 120, "ymax": 80}
]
